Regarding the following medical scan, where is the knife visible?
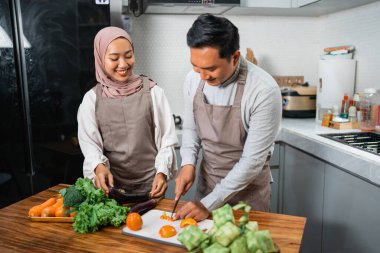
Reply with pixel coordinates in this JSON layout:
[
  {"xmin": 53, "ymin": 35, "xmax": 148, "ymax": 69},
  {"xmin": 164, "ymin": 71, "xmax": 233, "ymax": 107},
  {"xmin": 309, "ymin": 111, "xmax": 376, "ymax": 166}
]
[{"xmin": 170, "ymin": 197, "xmax": 180, "ymax": 219}]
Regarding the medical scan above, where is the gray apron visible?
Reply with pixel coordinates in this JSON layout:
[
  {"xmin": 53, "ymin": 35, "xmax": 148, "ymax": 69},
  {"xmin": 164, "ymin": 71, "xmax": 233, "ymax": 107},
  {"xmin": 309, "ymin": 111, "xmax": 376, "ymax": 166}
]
[
  {"xmin": 95, "ymin": 76, "xmax": 157, "ymax": 194},
  {"xmin": 193, "ymin": 59, "xmax": 271, "ymax": 211}
]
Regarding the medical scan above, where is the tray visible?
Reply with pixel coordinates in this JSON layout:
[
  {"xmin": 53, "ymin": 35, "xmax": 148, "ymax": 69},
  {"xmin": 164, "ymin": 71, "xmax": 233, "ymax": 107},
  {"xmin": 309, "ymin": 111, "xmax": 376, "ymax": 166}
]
[
  {"xmin": 122, "ymin": 210, "xmax": 213, "ymax": 248},
  {"xmin": 29, "ymin": 216, "xmax": 74, "ymax": 223}
]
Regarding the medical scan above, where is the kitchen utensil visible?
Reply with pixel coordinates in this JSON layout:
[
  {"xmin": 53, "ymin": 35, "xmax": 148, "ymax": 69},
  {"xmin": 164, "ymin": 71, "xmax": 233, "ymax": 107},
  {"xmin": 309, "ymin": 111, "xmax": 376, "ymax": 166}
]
[
  {"xmin": 122, "ymin": 209, "xmax": 213, "ymax": 248},
  {"xmin": 170, "ymin": 197, "xmax": 180, "ymax": 219}
]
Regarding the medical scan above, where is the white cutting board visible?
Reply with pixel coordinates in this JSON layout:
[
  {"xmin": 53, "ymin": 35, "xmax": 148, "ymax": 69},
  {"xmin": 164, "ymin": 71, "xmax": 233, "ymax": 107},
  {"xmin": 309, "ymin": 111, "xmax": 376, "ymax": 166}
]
[{"xmin": 122, "ymin": 210, "xmax": 213, "ymax": 247}]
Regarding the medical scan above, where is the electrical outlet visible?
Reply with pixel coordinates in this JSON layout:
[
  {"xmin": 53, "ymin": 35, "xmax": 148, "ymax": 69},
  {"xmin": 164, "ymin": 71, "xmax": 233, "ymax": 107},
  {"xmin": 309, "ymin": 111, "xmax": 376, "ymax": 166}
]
[{"xmin": 273, "ymin": 76, "xmax": 304, "ymax": 87}]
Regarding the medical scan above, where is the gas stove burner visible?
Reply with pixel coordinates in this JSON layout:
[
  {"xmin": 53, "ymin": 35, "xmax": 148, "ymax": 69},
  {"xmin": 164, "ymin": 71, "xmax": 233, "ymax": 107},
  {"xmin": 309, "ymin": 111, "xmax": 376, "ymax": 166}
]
[{"xmin": 319, "ymin": 132, "xmax": 380, "ymax": 156}]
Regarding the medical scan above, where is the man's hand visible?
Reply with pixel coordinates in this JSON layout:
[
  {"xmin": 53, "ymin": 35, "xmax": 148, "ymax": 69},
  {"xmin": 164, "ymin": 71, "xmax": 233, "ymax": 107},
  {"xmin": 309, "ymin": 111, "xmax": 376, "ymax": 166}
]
[
  {"xmin": 150, "ymin": 172, "xmax": 167, "ymax": 198},
  {"xmin": 175, "ymin": 164, "xmax": 196, "ymax": 200},
  {"xmin": 174, "ymin": 201, "xmax": 210, "ymax": 221},
  {"xmin": 94, "ymin": 163, "xmax": 114, "ymax": 194}
]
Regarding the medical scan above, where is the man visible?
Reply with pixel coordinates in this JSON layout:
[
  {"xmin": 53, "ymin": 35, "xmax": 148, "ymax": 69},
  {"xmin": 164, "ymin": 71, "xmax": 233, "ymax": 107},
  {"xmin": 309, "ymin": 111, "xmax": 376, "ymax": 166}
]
[{"xmin": 174, "ymin": 14, "xmax": 282, "ymax": 221}]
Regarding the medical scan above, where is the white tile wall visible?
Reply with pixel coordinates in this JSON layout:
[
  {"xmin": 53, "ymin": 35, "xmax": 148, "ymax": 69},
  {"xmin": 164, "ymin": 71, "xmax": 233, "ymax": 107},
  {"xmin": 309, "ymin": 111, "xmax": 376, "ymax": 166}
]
[
  {"xmin": 129, "ymin": 2, "xmax": 380, "ymax": 116},
  {"xmin": 319, "ymin": 2, "xmax": 380, "ymax": 92}
]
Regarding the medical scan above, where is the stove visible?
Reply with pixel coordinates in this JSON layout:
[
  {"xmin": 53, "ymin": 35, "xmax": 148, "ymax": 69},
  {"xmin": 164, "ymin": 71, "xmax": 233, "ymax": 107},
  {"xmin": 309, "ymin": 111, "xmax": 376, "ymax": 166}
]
[{"xmin": 319, "ymin": 132, "xmax": 380, "ymax": 156}]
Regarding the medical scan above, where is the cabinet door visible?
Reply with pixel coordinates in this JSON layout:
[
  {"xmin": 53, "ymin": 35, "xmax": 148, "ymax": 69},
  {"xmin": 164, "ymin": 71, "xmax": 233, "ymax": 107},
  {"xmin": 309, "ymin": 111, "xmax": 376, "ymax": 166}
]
[
  {"xmin": 270, "ymin": 167, "xmax": 280, "ymax": 212},
  {"xmin": 269, "ymin": 143, "xmax": 280, "ymax": 213},
  {"xmin": 283, "ymin": 145, "xmax": 325, "ymax": 253},
  {"xmin": 166, "ymin": 147, "xmax": 200, "ymax": 201},
  {"xmin": 323, "ymin": 164, "xmax": 380, "ymax": 253}
]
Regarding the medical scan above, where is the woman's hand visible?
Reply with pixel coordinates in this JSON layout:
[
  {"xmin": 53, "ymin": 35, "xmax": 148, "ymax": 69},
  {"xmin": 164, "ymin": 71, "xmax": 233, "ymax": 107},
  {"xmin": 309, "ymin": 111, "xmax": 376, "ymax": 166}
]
[
  {"xmin": 94, "ymin": 164, "xmax": 114, "ymax": 194},
  {"xmin": 150, "ymin": 172, "xmax": 167, "ymax": 198}
]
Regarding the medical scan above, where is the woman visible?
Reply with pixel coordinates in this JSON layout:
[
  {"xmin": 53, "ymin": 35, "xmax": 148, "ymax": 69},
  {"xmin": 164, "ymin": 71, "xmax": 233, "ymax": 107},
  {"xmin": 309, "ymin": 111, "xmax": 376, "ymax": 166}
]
[{"xmin": 77, "ymin": 27, "xmax": 178, "ymax": 198}]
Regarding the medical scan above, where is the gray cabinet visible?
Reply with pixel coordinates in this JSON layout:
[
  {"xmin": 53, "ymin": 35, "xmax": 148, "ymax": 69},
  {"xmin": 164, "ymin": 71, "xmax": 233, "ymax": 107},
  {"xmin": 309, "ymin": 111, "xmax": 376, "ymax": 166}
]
[
  {"xmin": 323, "ymin": 164, "xmax": 380, "ymax": 253},
  {"xmin": 166, "ymin": 147, "xmax": 200, "ymax": 201},
  {"xmin": 269, "ymin": 144, "xmax": 281, "ymax": 213},
  {"xmin": 282, "ymin": 145, "xmax": 325, "ymax": 253}
]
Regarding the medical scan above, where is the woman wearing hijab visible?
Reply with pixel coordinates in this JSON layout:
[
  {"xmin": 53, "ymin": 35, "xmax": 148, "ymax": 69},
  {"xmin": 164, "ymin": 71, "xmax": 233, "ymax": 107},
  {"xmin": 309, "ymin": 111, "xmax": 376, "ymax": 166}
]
[{"xmin": 77, "ymin": 27, "xmax": 178, "ymax": 198}]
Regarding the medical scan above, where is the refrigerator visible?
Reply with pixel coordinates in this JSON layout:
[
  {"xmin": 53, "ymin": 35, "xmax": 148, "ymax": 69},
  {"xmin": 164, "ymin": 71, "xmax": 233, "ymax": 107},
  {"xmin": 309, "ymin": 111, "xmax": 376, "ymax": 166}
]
[{"xmin": 0, "ymin": 0, "xmax": 110, "ymax": 207}]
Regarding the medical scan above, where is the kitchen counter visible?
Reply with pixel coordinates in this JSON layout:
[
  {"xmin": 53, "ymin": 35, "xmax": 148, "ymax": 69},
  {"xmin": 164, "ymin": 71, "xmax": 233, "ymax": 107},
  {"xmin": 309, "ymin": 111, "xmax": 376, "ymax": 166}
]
[
  {"xmin": 0, "ymin": 184, "xmax": 305, "ymax": 253},
  {"xmin": 277, "ymin": 118, "xmax": 380, "ymax": 186}
]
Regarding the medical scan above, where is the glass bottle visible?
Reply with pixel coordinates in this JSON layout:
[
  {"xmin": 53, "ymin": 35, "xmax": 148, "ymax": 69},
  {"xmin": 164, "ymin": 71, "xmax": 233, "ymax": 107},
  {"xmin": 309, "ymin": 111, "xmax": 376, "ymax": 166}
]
[{"xmin": 360, "ymin": 88, "xmax": 376, "ymax": 131}]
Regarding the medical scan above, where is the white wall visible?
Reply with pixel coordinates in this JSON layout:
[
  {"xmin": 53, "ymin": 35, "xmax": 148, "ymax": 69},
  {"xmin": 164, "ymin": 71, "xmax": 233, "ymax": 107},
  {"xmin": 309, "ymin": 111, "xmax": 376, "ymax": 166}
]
[
  {"xmin": 130, "ymin": 1, "xmax": 380, "ymax": 116},
  {"xmin": 319, "ymin": 2, "xmax": 380, "ymax": 92}
]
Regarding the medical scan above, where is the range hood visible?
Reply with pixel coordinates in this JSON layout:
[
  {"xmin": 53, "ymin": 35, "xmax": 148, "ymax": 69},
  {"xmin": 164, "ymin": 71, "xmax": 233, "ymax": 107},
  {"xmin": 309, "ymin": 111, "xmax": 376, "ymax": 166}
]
[{"xmin": 142, "ymin": 0, "xmax": 240, "ymax": 15}]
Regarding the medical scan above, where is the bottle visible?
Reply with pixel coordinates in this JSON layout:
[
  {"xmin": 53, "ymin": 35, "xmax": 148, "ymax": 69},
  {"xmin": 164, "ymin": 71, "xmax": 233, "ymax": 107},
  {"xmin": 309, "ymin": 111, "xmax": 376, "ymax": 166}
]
[
  {"xmin": 371, "ymin": 90, "xmax": 380, "ymax": 132},
  {"xmin": 359, "ymin": 88, "xmax": 377, "ymax": 131},
  {"xmin": 340, "ymin": 94, "xmax": 349, "ymax": 119},
  {"xmin": 353, "ymin": 93, "xmax": 361, "ymax": 121},
  {"xmin": 348, "ymin": 99, "xmax": 357, "ymax": 123}
]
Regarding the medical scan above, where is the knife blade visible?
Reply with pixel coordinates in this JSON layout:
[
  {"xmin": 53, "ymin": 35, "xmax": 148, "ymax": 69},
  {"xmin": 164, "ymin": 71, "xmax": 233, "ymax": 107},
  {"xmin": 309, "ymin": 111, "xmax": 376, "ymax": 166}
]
[{"xmin": 170, "ymin": 197, "xmax": 180, "ymax": 218}]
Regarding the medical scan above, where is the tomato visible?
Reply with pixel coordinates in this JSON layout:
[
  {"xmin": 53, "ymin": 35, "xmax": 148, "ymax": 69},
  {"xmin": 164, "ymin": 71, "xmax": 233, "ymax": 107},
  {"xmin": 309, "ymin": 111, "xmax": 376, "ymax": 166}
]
[
  {"xmin": 126, "ymin": 212, "xmax": 143, "ymax": 231},
  {"xmin": 180, "ymin": 218, "xmax": 198, "ymax": 228},
  {"xmin": 160, "ymin": 212, "xmax": 174, "ymax": 222},
  {"xmin": 159, "ymin": 225, "xmax": 177, "ymax": 238}
]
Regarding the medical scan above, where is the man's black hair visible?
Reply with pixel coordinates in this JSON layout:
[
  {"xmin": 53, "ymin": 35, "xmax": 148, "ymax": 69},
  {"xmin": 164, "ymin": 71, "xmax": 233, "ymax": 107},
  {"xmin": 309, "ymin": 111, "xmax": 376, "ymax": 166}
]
[{"xmin": 187, "ymin": 13, "xmax": 240, "ymax": 61}]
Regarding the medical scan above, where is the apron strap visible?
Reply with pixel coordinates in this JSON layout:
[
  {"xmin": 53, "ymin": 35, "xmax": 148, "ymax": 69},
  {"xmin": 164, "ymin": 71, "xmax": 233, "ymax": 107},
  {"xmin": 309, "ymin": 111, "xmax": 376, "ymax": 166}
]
[
  {"xmin": 141, "ymin": 75, "xmax": 150, "ymax": 93},
  {"xmin": 233, "ymin": 58, "xmax": 248, "ymax": 107}
]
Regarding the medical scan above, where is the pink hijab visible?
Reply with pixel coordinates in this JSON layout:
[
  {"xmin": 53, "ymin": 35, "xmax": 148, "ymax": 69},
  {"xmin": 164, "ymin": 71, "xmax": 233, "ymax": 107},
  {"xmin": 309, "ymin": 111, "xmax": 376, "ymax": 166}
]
[{"xmin": 94, "ymin": 26, "xmax": 155, "ymax": 98}]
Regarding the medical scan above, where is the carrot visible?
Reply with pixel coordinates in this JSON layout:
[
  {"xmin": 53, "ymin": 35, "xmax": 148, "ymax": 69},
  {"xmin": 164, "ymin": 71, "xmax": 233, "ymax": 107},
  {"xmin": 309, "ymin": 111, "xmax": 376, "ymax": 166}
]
[
  {"xmin": 41, "ymin": 198, "xmax": 63, "ymax": 217},
  {"xmin": 28, "ymin": 197, "xmax": 57, "ymax": 217},
  {"xmin": 69, "ymin": 207, "xmax": 77, "ymax": 217},
  {"xmin": 55, "ymin": 206, "xmax": 69, "ymax": 217}
]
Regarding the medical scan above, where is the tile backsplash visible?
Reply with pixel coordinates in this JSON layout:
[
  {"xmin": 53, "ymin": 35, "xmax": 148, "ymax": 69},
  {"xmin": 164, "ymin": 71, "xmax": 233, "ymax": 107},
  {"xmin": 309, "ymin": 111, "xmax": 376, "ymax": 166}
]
[{"xmin": 129, "ymin": 2, "xmax": 380, "ymax": 116}]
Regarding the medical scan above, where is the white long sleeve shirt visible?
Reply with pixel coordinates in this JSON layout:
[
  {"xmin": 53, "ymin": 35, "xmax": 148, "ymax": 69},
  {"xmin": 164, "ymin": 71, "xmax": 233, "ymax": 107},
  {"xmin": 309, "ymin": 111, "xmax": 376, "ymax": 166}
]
[
  {"xmin": 181, "ymin": 60, "xmax": 282, "ymax": 210},
  {"xmin": 78, "ymin": 86, "xmax": 178, "ymax": 181}
]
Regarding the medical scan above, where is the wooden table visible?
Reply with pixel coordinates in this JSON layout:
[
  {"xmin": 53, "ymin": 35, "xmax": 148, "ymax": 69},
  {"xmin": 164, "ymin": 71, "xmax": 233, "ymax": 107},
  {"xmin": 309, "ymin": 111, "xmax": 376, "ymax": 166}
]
[{"xmin": 0, "ymin": 184, "xmax": 306, "ymax": 253}]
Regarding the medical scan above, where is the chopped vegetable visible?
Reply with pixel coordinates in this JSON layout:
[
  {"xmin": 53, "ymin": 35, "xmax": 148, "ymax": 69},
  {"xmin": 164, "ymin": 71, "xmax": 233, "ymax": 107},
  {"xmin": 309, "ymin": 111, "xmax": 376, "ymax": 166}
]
[
  {"xmin": 160, "ymin": 211, "xmax": 174, "ymax": 222},
  {"xmin": 159, "ymin": 225, "xmax": 177, "ymax": 238},
  {"xmin": 180, "ymin": 218, "xmax": 198, "ymax": 228}
]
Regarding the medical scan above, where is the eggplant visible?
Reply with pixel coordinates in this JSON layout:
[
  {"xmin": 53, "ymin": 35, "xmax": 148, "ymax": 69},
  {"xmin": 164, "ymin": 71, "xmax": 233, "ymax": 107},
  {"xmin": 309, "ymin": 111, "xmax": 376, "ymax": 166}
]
[
  {"xmin": 129, "ymin": 196, "xmax": 163, "ymax": 215},
  {"xmin": 108, "ymin": 187, "xmax": 151, "ymax": 204}
]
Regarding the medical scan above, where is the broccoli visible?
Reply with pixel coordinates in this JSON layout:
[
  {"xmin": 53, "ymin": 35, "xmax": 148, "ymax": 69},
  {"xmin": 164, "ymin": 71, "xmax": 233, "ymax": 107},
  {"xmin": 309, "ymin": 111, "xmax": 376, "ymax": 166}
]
[{"xmin": 60, "ymin": 185, "xmax": 86, "ymax": 208}]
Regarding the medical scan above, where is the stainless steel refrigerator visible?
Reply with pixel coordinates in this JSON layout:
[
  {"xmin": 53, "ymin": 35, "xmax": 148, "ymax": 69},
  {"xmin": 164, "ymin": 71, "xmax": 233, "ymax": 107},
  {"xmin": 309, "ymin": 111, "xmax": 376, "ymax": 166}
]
[{"xmin": 0, "ymin": 0, "xmax": 110, "ymax": 207}]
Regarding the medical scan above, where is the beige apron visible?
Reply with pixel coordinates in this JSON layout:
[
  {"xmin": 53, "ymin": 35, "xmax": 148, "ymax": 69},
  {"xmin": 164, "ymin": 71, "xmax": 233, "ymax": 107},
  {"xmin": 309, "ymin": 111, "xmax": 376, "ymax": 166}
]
[
  {"xmin": 193, "ymin": 59, "xmax": 271, "ymax": 211},
  {"xmin": 95, "ymin": 76, "xmax": 157, "ymax": 194}
]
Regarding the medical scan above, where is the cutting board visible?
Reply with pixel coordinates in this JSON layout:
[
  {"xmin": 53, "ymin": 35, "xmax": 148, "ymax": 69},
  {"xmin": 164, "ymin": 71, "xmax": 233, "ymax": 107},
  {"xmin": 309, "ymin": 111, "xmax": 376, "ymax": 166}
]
[{"xmin": 122, "ymin": 210, "xmax": 213, "ymax": 248}]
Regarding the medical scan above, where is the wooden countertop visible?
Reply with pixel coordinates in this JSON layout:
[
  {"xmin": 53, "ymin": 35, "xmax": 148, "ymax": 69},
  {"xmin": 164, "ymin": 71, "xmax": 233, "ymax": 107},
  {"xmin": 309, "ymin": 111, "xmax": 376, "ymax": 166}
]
[{"xmin": 0, "ymin": 184, "xmax": 306, "ymax": 253}]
